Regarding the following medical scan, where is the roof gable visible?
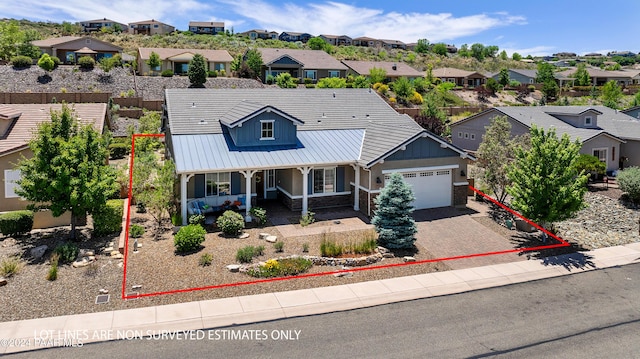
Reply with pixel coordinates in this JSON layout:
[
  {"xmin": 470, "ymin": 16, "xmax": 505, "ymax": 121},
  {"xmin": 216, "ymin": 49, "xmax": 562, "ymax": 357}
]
[{"xmin": 220, "ymin": 100, "xmax": 304, "ymax": 128}]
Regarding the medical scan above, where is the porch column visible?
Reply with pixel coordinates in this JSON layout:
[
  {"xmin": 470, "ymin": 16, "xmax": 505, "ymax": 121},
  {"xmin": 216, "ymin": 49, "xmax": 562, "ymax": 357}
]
[
  {"xmin": 351, "ymin": 164, "xmax": 360, "ymax": 211},
  {"xmin": 297, "ymin": 166, "xmax": 312, "ymax": 215},
  {"xmin": 180, "ymin": 174, "xmax": 194, "ymax": 226},
  {"xmin": 240, "ymin": 170, "xmax": 258, "ymax": 222}
]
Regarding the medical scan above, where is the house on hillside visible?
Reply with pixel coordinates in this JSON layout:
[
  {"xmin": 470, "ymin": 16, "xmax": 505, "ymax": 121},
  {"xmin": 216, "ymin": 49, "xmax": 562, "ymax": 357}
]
[
  {"xmin": 188, "ymin": 21, "xmax": 225, "ymax": 35},
  {"xmin": 556, "ymin": 68, "xmax": 640, "ymax": 86},
  {"xmin": 319, "ymin": 34, "xmax": 352, "ymax": 46},
  {"xmin": 162, "ymin": 89, "xmax": 473, "ymax": 225},
  {"xmin": 451, "ymin": 106, "xmax": 640, "ymax": 172},
  {"xmin": 254, "ymin": 48, "xmax": 347, "ymax": 82},
  {"xmin": 137, "ymin": 48, "xmax": 233, "ymax": 75},
  {"xmin": 376, "ymin": 39, "xmax": 406, "ymax": 50},
  {"xmin": 239, "ymin": 29, "xmax": 278, "ymax": 40},
  {"xmin": 490, "ymin": 69, "xmax": 538, "ymax": 85},
  {"xmin": 622, "ymin": 106, "xmax": 640, "ymax": 120},
  {"xmin": 129, "ymin": 19, "xmax": 175, "ymax": 35},
  {"xmin": 278, "ymin": 32, "xmax": 312, "ymax": 43},
  {"xmin": 352, "ymin": 37, "xmax": 377, "ymax": 47},
  {"xmin": 431, "ymin": 68, "xmax": 486, "ymax": 88},
  {"xmin": 79, "ymin": 18, "xmax": 127, "ymax": 33},
  {"xmin": 0, "ymin": 104, "xmax": 108, "ymax": 226},
  {"xmin": 342, "ymin": 60, "xmax": 424, "ymax": 80},
  {"xmin": 32, "ymin": 36, "xmax": 122, "ymax": 64}
]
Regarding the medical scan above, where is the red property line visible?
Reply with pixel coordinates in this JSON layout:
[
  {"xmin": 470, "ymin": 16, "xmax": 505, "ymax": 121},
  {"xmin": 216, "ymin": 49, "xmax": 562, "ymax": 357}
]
[{"xmin": 121, "ymin": 134, "xmax": 570, "ymax": 300}]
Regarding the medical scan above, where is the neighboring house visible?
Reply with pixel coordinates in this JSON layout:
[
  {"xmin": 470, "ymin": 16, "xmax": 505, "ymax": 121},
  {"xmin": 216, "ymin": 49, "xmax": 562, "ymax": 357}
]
[
  {"xmin": 553, "ymin": 52, "xmax": 577, "ymax": 58},
  {"xmin": 556, "ymin": 67, "xmax": 640, "ymax": 86},
  {"xmin": 318, "ymin": 34, "xmax": 352, "ymax": 46},
  {"xmin": 255, "ymin": 48, "xmax": 348, "ymax": 82},
  {"xmin": 79, "ymin": 18, "xmax": 127, "ymax": 33},
  {"xmin": 128, "ymin": 19, "xmax": 175, "ymax": 35},
  {"xmin": 607, "ymin": 51, "xmax": 637, "ymax": 58},
  {"xmin": 376, "ymin": 39, "xmax": 407, "ymax": 50},
  {"xmin": 352, "ymin": 37, "xmax": 377, "ymax": 47},
  {"xmin": 1, "ymin": 103, "xmax": 108, "ymax": 216},
  {"xmin": 622, "ymin": 106, "xmax": 640, "ymax": 120},
  {"xmin": 137, "ymin": 47, "xmax": 233, "ymax": 75},
  {"xmin": 162, "ymin": 89, "xmax": 473, "ymax": 225},
  {"xmin": 584, "ymin": 52, "xmax": 603, "ymax": 58},
  {"xmin": 278, "ymin": 32, "xmax": 312, "ymax": 43},
  {"xmin": 490, "ymin": 69, "xmax": 538, "ymax": 85},
  {"xmin": 342, "ymin": 60, "xmax": 424, "ymax": 80},
  {"xmin": 32, "ymin": 36, "xmax": 122, "ymax": 64},
  {"xmin": 188, "ymin": 21, "xmax": 224, "ymax": 35},
  {"xmin": 431, "ymin": 68, "xmax": 486, "ymax": 88},
  {"xmin": 451, "ymin": 106, "xmax": 640, "ymax": 172},
  {"xmin": 240, "ymin": 29, "xmax": 278, "ymax": 40}
]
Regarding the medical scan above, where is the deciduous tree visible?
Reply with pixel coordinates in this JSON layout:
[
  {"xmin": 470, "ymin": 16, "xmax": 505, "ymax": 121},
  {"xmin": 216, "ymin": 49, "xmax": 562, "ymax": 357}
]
[
  {"xmin": 601, "ymin": 80, "xmax": 623, "ymax": 109},
  {"xmin": 368, "ymin": 67, "xmax": 387, "ymax": 84},
  {"xmin": 146, "ymin": 51, "xmax": 161, "ymax": 75},
  {"xmin": 572, "ymin": 63, "xmax": 591, "ymax": 86},
  {"xmin": 371, "ymin": 173, "xmax": 417, "ymax": 249}
]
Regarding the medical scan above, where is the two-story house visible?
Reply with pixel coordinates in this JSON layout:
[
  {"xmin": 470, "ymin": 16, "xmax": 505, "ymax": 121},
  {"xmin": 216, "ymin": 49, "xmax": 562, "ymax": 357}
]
[
  {"xmin": 318, "ymin": 34, "xmax": 352, "ymax": 46},
  {"xmin": 278, "ymin": 32, "xmax": 313, "ymax": 43},
  {"xmin": 129, "ymin": 19, "xmax": 175, "ymax": 35},
  {"xmin": 79, "ymin": 18, "xmax": 127, "ymax": 33},
  {"xmin": 163, "ymin": 89, "xmax": 473, "ymax": 225},
  {"xmin": 188, "ymin": 21, "xmax": 225, "ymax": 35}
]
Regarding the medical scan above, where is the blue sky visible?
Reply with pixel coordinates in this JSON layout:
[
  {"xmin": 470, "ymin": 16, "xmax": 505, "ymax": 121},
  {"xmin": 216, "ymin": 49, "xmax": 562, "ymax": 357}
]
[{"xmin": 1, "ymin": 0, "xmax": 639, "ymax": 56}]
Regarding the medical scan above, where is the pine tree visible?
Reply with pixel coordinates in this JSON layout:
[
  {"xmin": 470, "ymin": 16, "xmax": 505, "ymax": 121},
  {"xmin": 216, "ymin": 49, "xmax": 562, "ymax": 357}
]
[
  {"xmin": 371, "ymin": 173, "xmax": 417, "ymax": 249},
  {"xmin": 188, "ymin": 53, "xmax": 207, "ymax": 88},
  {"xmin": 16, "ymin": 104, "xmax": 118, "ymax": 239},
  {"xmin": 507, "ymin": 125, "xmax": 588, "ymax": 228}
]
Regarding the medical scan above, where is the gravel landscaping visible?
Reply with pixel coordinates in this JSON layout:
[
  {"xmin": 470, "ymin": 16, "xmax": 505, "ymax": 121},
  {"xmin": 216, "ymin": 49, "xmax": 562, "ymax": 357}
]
[{"xmin": 0, "ymin": 65, "xmax": 265, "ymax": 100}]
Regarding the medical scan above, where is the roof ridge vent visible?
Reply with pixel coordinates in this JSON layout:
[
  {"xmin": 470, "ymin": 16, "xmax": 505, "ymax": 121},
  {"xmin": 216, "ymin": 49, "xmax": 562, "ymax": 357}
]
[{"xmin": 191, "ymin": 102, "xmax": 196, "ymax": 108}]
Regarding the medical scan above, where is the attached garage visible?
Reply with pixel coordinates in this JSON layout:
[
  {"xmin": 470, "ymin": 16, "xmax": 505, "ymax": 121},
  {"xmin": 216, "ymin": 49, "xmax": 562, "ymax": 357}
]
[{"xmin": 383, "ymin": 166, "xmax": 454, "ymax": 209}]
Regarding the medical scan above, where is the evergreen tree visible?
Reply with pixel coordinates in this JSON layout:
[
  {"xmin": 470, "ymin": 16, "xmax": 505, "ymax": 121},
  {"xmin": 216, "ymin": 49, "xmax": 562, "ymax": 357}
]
[
  {"xmin": 37, "ymin": 53, "xmax": 55, "ymax": 72},
  {"xmin": 498, "ymin": 68, "xmax": 510, "ymax": 87},
  {"xmin": 244, "ymin": 49, "xmax": 263, "ymax": 78},
  {"xmin": 188, "ymin": 53, "xmax": 207, "ymax": 87},
  {"xmin": 507, "ymin": 125, "xmax": 588, "ymax": 229},
  {"xmin": 16, "ymin": 104, "xmax": 118, "ymax": 239},
  {"xmin": 371, "ymin": 173, "xmax": 417, "ymax": 249},
  {"xmin": 601, "ymin": 80, "xmax": 623, "ymax": 109},
  {"xmin": 572, "ymin": 63, "xmax": 591, "ymax": 86}
]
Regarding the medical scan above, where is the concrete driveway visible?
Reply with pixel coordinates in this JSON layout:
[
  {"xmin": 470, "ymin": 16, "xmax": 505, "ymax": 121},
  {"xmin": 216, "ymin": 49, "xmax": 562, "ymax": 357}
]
[{"xmin": 413, "ymin": 203, "xmax": 526, "ymax": 269}]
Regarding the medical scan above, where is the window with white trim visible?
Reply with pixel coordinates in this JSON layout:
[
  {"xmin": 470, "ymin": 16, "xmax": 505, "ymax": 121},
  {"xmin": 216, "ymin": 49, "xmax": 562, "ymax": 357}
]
[
  {"xmin": 470, "ymin": 133, "xmax": 476, "ymax": 140},
  {"xmin": 584, "ymin": 116, "xmax": 592, "ymax": 126},
  {"xmin": 260, "ymin": 120, "xmax": 274, "ymax": 140},
  {"xmin": 304, "ymin": 70, "xmax": 317, "ymax": 80},
  {"xmin": 464, "ymin": 132, "xmax": 469, "ymax": 139},
  {"xmin": 313, "ymin": 168, "xmax": 335, "ymax": 194},
  {"xmin": 593, "ymin": 148, "xmax": 607, "ymax": 163},
  {"xmin": 4, "ymin": 169, "xmax": 21, "ymax": 198},
  {"xmin": 205, "ymin": 172, "xmax": 231, "ymax": 196},
  {"xmin": 458, "ymin": 132, "xmax": 463, "ymax": 138},
  {"xmin": 265, "ymin": 169, "xmax": 276, "ymax": 190},
  {"xmin": 328, "ymin": 70, "xmax": 340, "ymax": 78}
]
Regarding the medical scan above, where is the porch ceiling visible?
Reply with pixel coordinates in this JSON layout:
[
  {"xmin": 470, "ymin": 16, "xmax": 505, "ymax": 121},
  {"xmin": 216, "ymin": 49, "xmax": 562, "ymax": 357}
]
[{"xmin": 172, "ymin": 129, "xmax": 364, "ymax": 173}]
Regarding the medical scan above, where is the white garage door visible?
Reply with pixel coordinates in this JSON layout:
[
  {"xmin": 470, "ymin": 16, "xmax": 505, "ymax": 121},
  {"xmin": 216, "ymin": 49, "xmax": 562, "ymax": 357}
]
[{"xmin": 385, "ymin": 169, "xmax": 452, "ymax": 209}]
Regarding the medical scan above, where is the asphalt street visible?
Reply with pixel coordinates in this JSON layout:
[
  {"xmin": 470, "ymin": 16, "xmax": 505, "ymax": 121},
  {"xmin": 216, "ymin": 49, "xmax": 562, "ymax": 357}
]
[{"xmin": 9, "ymin": 263, "xmax": 640, "ymax": 358}]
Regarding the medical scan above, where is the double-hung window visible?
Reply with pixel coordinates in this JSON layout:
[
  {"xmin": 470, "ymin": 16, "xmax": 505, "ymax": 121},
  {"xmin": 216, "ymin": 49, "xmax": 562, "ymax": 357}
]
[
  {"xmin": 265, "ymin": 169, "xmax": 276, "ymax": 190},
  {"xmin": 593, "ymin": 148, "xmax": 607, "ymax": 163},
  {"xmin": 4, "ymin": 169, "xmax": 21, "ymax": 198},
  {"xmin": 261, "ymin": 120, "xmax": 274, "ymax": 140},
  {"xmin": 313, "ymin": 168, "xmax": 335, "ymax": 194}
]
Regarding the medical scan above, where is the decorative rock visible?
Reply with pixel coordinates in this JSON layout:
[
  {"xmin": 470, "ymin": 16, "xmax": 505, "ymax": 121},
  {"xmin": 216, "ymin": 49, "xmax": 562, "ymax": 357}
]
[
  {"xmin": 265, "ymin": 235, "xmax": 277, "ymax": 243},
  {"xmin": 111, "ymin": 252, "xmax": 124, "ymax": 260},
  {"xmin": 259, "ymin": 233, "xmax": 270, "ymax": 240},
  {"xmin": 238, "ymin": 233, "xmax": 250, "ymax": 239},
  {"xmin": 403, "ymin": 256, "xmax": 416, "ymax": 262},
  {"xmin": 132, "ymin": 285, "xmax": 142, "ymax": 290},
  {"xmin": 333, "ymin": 271, "xmax": 353, "ymax": 278},
  {"xmin": 0, "ymin": 277, "xmax": 7, "ymax": 286},
  {"xmin": 377, "ymin": 246, "xmax": 390, "ymax": 254},
  {"xmin": 382, "ymin": 253, "xmax": 395, "ymax": 258},
  {"xmin": 79, "ymin": 249, "xmax": 94, "ymax": 257},
  {"xmin": 72, "ymin": 257, "xmax": 94, "ymax": 268},
  {"xmin": 103, "ymin": 247, "xmax": 114, "ymax": 254},
  {"xmin": 117, "ymin": 262, "xmax": 123, "ymax": 268},
  {"xmin": 226, "ymin": 264, "xmax": 241, "ymax": 272},
  {"xmin": 99, "ymin": 289, "xmax": 109, "ymax": 294},
  {"xmin": 30, "ymin": 245, "xmax": 48, "ymax": 259}
]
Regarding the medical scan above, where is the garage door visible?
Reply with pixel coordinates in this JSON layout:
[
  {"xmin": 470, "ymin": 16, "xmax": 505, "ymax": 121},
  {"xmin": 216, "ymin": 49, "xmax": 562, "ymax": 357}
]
[{"xmin": 385, "ymin": 169, "xmax": 452, "ymax": 209}]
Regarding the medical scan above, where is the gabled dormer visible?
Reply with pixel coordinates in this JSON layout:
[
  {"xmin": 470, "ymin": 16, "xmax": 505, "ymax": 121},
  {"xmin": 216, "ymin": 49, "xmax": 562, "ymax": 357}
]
[
  {"xmin": 546, "ymin": 108, "xmax": 602, "ymax": 129},
  {"xmin": 0, "ymin": 105, "xmax": 21, "ymax": 139},
  {"xmin": 220, "ymin": 100, "xmax": 304, "ymax": 147}
]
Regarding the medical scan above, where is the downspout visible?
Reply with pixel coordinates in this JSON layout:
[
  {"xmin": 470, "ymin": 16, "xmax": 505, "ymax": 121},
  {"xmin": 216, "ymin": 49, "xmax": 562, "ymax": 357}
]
[{"xmin": 364, "ymin": 167, "xmax": 372, "ymax": 216}]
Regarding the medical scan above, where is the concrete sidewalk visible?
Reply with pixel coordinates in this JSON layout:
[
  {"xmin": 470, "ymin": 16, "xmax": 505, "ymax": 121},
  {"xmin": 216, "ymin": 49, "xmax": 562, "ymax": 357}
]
[{"xmin": 2, "ymin": 243, "xmax": 639, "ymax": 355}]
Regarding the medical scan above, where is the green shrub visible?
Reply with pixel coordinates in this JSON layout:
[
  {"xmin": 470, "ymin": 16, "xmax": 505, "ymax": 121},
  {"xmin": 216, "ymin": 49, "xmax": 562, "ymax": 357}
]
[
  {"xmin": 617, "ymin": 167, "xmax": 640, "ymax": 203},
  {"xmin": 161, "ymin": 69, "xmax": 174, "ymax": 77},
  {"xmin": 266, "ymin": 74, "xmax": 275, "ymax": 84},
  {"xmin": 216, "ymin": 210, "xmax": 245, "ymax": 236},
  {"xmin": 0, "ymin": 256, "xmax": 24, "ymax": 277},
  {"xmin": 299, "ymin": 210, "xmax": 315, "ymax": 227},
  {"xmin": 199, "ymin": 253, "xmax": 213, "ymax": 266},
  {"xmin": 47, "ymin": 253, "xmax": 59, "ymax": 281},
  {"xmin": 54, "ymin": 243, "xmax": 79, "ymax": 264},
  {"xmin": 274, "ymin": 241, "xmax": 284, "ymax": 253},
  {"xmin": 92, "ymin": 199, "xmax": 123, "ymax": 237},
  {"xmin": 219, "ymin": 69, "xmax": 226, "ymax": 77},
  {"xmin": 255, "ymin": 245, "xmax": 265, "ymax": 256},
  {"xmin": 249, "ymin": 206, "xmax": 267, "ymax": 226},
  {"xmin": 349, "ymin": 237, "xmax": 378, "ymax": 255},
  {"xmin": 108, "ymin": 142, "xmax": 129, "ymax": 159},
  {"xmin": 136, "ymin": 202, "xmax": 146, "ymax": 213},
  {"xmin": 174, "ymin": 224, "xmax": 206, "ymax": 253},
  {"xmin": 171, "ymin": 213, "xmax": 182, "ymax": 226},
  {"xmin": 11, "ymin": 55, "xmax": 32, "ymax": 68},
  {"xmin": 236, "ymin": 246, "xmax": 256, "ymax": 263},
  {"xmin": 0, "ymin": 210, "xmax": 33, "ymax": 237},
  {"xmin": 51, "ymin": 56, "xmax": 61, "ymax": 69},
  {"xmin": 207, "ymin": 70, "xmax": 218, "ymax": 77},
  {"xmin": 302, "ymin": 243, "xmax": 309, "ymax": 253},
  {"xmin": 129, "ymin": 224, "xmax": 144, "ymax": 238},
  {"xmin": 248, "ymin": 257, "xmax": 313, "ymax": 278},
  {"xmin": 320, "ymin": 238, "xmax": 344, "ymax": 257},
  {"xmin": 188, "ymin": 214, "xmax": 205, "ymax": 226},
  {"xmin": 77, "ymin": 56, "xmax": 95, "ymax": 70}
]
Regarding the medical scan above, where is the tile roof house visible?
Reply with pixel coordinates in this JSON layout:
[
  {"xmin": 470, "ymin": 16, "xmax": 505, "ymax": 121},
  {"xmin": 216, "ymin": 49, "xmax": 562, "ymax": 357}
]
[
  {"xmin": 451, "ymin": 106, "xmax": 640, "ymax": 172},
  {"xmin": 137, "ymin": 47, "xmax": 233, "ymax": 75},
  {"xmin": 342, "ymin": 60, "xmax": 424, "ymax": 80},
  {"xmin": 79, "ymin": 18, "xmax": 128, "ymax": 33},
  {"xmin": 162, "ymin": 89, "xmax": 473, "ymax": 225},
  {"xmin": 254, "ymin": 48, "xmax": 348, "ymax": 82},
  {"xmin": 129, "ymin": 19, "xmax": 175, "ymax": 35},
  {"xmin": 1, "ymin": 104, "xmax": 108, "ymax": 214},
  {"xmin": 431, "ymin": 68, "xmax": 486, "ymax": 88},
  {"xmin": 32, "ymin": 36, "xmax": 122, "ymax": 64},
  {"xmin": 188, "ymin": 21, "xmax": 225, "ymax": 35}
]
